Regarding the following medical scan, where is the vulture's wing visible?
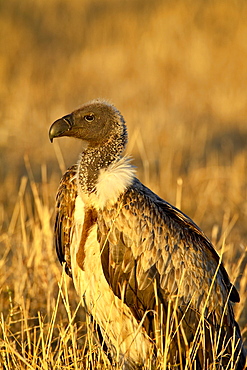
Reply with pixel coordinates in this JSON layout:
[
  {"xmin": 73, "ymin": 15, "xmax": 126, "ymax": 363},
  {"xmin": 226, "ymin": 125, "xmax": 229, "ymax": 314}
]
[
  {"xmin": 98, "ymin": 178, "xmax": 243, "ymax": 366},
  {"xmin": 54, "ymin": 165, "xmax": 77, "ymax": 277}
]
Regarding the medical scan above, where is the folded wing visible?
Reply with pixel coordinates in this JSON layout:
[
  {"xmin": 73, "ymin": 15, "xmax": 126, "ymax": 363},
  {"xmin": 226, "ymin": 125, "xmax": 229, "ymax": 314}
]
[
  {"xmin": 54, "ymin": 165, "xmax": 77, "ymax": 277},
  {"xmin": 98, "ymin": 178, "xmax": 244, "ymax": 368}
]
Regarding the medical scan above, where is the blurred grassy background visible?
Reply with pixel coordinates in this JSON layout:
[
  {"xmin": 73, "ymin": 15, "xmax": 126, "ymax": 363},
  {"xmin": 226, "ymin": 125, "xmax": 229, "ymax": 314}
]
[{"xmin": 0, "ymin": 0, "xmax": 247, "ymax": 367}]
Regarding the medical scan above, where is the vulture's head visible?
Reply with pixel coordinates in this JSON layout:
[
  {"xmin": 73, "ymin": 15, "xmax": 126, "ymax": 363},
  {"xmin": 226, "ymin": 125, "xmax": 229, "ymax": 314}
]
[{"xmin": 49, "ymin": 99, "xmax": 127, "ymax": 149}]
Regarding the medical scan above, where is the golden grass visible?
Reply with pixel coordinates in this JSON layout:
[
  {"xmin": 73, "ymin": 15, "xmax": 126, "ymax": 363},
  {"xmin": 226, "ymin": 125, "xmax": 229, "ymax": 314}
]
[{"xmin": 0, "ymin": 0, "xmax": 247, "ymax": 368}]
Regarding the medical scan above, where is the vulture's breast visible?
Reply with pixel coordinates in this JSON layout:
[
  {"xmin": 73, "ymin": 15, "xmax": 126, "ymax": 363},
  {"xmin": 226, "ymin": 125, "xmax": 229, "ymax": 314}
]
[{"xmin": 70, "ymin": 194, "xmax": 152, "ymax": 368}]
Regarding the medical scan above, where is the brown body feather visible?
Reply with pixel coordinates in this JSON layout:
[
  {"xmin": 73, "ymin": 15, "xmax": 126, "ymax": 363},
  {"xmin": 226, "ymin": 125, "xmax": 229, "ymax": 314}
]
[{"xmin": 97, "ymin": 177, "xmax": 244, "ymax": 368}]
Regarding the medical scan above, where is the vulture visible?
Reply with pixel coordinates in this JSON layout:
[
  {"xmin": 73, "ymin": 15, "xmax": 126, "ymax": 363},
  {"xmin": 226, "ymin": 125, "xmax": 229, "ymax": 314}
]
[{"xmin": 49, "ymin": 99, "xmax": 246, "ymax": 369}]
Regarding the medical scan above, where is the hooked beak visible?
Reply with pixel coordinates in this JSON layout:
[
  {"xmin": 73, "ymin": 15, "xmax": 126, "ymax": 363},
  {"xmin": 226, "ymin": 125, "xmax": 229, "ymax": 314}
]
[{"xmin": 49, "ymin": 114, "xmax": 73, "ymax": 142}]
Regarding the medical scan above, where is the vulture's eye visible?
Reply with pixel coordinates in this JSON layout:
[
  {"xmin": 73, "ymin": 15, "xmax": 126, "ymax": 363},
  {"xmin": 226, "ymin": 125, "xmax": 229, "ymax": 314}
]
[{"xmin": 84, "ymin": 114, "xmax": 95, "ymax": 122}]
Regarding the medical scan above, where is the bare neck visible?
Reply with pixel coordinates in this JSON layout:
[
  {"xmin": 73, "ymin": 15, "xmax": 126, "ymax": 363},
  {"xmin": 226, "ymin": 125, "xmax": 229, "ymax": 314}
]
[{"xmin": 77, "ymin": 134, "xmax": 126, "ymax": 194}]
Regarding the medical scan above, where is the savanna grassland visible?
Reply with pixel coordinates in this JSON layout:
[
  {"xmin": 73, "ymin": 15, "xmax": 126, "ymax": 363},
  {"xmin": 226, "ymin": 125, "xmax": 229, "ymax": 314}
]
[{"xmin": 0, "ymin": 0, "xmax": 247, "ymax": 368}]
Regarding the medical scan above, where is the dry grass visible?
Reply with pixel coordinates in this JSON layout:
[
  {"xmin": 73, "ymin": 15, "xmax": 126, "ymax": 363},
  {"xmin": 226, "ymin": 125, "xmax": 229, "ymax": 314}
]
[{"xmin": 0, "ymin": 0, "xmax": 246, "ymax": 368}]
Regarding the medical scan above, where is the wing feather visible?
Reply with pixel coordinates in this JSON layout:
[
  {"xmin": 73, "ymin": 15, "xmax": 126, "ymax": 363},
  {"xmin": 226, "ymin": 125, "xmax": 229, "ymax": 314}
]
[
  {"xmin": 98, "ymin": 177, "xmax": 244, "ymax": 367},
  {"xmin": 54, "ymin": 165, "xmax": 77, "ymax": 277}
]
